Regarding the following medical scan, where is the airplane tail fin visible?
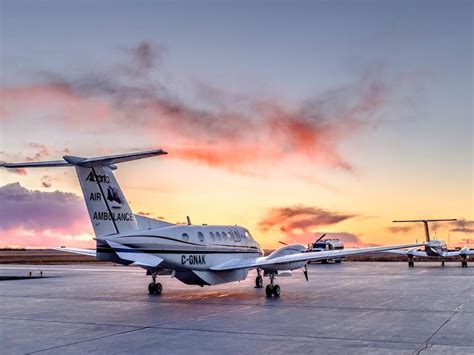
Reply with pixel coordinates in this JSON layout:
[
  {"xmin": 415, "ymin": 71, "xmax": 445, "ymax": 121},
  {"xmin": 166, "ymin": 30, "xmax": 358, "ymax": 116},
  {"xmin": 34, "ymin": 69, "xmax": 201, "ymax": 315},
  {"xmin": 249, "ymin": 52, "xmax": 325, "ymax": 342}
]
[
  {"xmin": 392, "ymin": 219, "xmax": 457, "ymax": 245},
  {"xmin": 1, "ymin": 149, "xmax": 167, "ymax": 238}
]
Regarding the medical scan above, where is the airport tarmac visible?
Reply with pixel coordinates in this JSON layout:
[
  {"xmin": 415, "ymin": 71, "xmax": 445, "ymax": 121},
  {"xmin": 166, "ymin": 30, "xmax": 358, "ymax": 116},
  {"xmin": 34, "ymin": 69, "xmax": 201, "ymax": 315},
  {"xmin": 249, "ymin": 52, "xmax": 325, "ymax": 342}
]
[{"xmin": 0, "ymin": 262, "xmax": 473, "ymax": 354}]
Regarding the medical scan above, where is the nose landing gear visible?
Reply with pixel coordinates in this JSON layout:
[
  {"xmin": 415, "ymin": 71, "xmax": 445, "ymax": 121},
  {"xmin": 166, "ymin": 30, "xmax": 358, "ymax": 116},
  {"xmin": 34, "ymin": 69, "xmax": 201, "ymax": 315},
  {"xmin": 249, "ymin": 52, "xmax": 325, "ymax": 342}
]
[
  {"xmin": 408, "ymin": 256, "xmax": 415, "ymax": 268},
  {"xmin": 255, "ymin": 269, "xmax": 263, "ymax": 288},
  {"xmin": 461, "ymin": 256, "xmax": 468, "ymax": 268},
  {"xmin": 265, "ymin": 273, "xmax": 280, "ymax": 297},
  {"xmin": 148, "ymin": 271, "xmax": 162, "ymax": 295}
]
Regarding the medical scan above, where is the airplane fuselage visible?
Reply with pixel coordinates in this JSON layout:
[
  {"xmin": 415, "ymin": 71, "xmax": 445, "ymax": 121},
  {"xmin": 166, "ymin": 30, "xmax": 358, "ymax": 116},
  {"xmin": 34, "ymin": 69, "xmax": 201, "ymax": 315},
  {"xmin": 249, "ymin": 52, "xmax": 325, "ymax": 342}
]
[
  {"xmin": 425, "ymin": 240, "xmax": 448, "ymax": 257},
  {"xmin": 96, "ymin": 224, "xmax": 264, "ymax": 286}
]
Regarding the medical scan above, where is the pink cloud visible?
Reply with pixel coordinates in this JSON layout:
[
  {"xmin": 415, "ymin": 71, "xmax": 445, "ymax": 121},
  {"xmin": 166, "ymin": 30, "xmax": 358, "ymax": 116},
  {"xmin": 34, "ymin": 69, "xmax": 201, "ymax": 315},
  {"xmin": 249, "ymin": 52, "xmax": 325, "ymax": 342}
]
[
  {"xmin": 0, "ymin": 41, "xmax": 392, "ymax": 174},
  {"xmin": 0, "ymin": 227, "xmax": 93, "ymax": 249},
  {"xmin": 4, "ymin": 168, "xmax": 28, "ymax": 176},
  {"xmin": 0, "ymin": 183, "xmax": 91, "ymax": 247},
  {"xmin": 0, "ymin": 83, "xmax": 113, "ymax": 129}
]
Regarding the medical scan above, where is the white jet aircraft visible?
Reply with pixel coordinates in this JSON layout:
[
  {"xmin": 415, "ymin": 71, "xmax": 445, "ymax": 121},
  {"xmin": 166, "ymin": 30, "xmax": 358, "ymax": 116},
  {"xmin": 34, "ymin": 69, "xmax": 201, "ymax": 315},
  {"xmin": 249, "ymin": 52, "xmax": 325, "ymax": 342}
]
[
  {"xmin": 1, "ymin": 150, "xmax": 426, "ymax": 297},
  {"xmin": 384, "ymin": 219, "xmax": 473, "ymax": 268}
]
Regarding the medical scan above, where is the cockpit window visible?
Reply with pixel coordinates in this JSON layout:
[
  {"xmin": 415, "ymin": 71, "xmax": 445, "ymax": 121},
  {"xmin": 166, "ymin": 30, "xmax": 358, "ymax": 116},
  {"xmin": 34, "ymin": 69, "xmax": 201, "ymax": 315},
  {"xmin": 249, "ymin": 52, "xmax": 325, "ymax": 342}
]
[{"xmin": 245, "ymin": 230, "xmax": 253, "ymax": 240}]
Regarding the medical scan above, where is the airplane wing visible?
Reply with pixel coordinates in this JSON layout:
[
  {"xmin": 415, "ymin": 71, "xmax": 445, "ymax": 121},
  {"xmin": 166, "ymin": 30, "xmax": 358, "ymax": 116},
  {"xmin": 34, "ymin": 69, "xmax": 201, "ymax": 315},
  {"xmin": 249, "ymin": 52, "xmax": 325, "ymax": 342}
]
[
  {"xmin": 444, "ymin": 248, "xmax": 474, "ymax": 257},
  {"xmin": 210, "ymin": 242, "xmax": 425, "ymax": 271},
  {"xmin": 381, "ymin": 249, "xmax": 428, "ymax": 257},
  {"xmin": 54, "ymin": 247, "xmax": 96, "ymax": 257}
]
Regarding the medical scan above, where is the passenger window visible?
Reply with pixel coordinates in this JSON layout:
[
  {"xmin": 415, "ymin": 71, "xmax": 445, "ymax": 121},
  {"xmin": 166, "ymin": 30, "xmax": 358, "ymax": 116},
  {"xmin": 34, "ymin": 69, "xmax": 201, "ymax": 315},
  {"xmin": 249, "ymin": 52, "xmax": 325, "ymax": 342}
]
[
  {"xmin": 222, "ymin": 231, "xmax": 227, "ymax": 240},
  {"xmin": 198, "ymin": 231, "xmax": 205, "ymax": 242},
  {"xmin": 182, "ymin": 233, "xmax": 189, "ymax": 241},
  {"xmin": 216, "ymin": 232, "xmax": 221, "ymax": 240},
  {"xmin": 233, "ymin": 230, "xmax": 241, "ymax": 242},
  {"xmin": 210, "ymin": 232, "xmax": 215, "ymax": 241}
]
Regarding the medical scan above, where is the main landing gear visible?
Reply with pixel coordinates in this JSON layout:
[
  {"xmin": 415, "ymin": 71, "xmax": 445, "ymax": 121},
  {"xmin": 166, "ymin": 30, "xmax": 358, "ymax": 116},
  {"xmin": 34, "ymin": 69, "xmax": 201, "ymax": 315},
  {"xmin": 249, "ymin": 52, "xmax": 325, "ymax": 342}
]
[
  {"xmin": 441, "ymin": 259, "xmax": 445, "ymax": 267},
  {"xmin": 265, "ymin": 273, "xmax": 280, "ymax": 298},
  {"xmin": 461, "ymin": 256, "xmax": 468, "ymax": 268},
  {"xmin": 408, "ymin": 256, "xmax": 415, "ymax": 268},
  {"xmin": 148, "ymin": 271, "xmax": 162, "ymax": 295},
  {"xmin": 255, "ymin": 269, "xmax": 263, "ymax": 288}
]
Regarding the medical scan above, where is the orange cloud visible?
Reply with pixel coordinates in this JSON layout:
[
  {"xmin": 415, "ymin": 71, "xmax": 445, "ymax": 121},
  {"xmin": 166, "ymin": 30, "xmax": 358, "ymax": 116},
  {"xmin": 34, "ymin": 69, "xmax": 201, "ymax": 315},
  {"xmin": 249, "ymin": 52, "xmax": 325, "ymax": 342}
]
[
  {"xmin": 449, "ymin": 219, "xmax": 474, "ymax": 234},
  {"xmin": 387, "ymin": 225, "xmax": 416, "ymax": 234},
  {"xmin": 259, "ymin": 204, "xmax": 356, "ymax": 234}
]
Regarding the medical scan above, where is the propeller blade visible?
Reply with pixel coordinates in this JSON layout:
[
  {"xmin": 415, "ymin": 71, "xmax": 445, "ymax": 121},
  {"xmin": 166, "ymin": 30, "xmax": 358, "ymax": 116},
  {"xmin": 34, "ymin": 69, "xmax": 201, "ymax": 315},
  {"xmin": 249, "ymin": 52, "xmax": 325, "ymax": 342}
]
[
  {"xmin": 303, "ymin": 264, "xmax": 309, "ymax": 282},
  {"xmin": 314, "ymin": 233, "xmax": 327, "ymax": 244},
  {"xmin": 279, "ymin": 241, "xmax": 288, "ymax": 246}
]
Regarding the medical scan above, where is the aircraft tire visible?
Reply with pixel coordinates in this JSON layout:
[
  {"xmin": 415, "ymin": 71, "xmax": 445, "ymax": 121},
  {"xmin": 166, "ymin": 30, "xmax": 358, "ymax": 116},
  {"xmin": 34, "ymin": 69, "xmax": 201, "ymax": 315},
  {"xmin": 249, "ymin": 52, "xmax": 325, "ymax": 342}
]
[
  {"xmin": 148, "ymin": 282, "xmax": 157, "ymax": 294},
  {"xmin": 156, "ymin": 283, "xmax": 163, "ymax": 295},
  {"xmin": 273, "ymin": 285, "xmax": 281, "ymax": 297},
  {"xmin": 441, "ymin": 260, "xmax": 445, "ymax": 267},
  {"xmin": 265, "ymin": 285, "xmax": 273, "ymax": 297},
  {"xmin": 255, "ymin": 275, "xmax": 263, "ymax": 288}
]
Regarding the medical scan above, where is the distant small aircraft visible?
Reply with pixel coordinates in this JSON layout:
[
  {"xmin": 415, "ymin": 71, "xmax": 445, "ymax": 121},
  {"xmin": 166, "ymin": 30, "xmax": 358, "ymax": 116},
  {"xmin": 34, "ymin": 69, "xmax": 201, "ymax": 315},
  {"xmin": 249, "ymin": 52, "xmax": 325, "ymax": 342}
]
[
  {"xmin": 1, "ymin": 150, "xmax": 424, "ymax": 297},
  {"xmin": 384, "ymin": 219, "xmax": 473, "ymax": 267}
]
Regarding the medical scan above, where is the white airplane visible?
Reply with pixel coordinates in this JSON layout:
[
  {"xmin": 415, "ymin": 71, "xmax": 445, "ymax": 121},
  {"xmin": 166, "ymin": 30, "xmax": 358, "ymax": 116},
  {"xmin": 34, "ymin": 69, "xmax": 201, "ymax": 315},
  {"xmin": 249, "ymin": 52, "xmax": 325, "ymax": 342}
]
[
  {"xmin": 1, "ymin": 150, "xmax": 426, "ymax": 297},
  {"xmin": 385, "ymin": 219, "xmax": 473, "ymax": 268}
]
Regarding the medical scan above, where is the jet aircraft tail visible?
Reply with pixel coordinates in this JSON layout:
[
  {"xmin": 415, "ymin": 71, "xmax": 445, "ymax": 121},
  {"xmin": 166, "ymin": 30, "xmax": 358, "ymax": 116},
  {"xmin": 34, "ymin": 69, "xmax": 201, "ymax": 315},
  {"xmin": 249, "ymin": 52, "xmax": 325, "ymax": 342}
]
[{"xmin": 1, "ymin": 149, "xmax": 167, "ymax": 238}]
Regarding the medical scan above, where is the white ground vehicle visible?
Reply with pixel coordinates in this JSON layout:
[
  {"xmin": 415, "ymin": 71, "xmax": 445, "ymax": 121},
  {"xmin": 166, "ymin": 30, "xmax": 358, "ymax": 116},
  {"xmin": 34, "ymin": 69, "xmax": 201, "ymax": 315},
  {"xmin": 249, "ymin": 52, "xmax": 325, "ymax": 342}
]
[{"xmin": 311, "ymin": 236, "xmax": 344, "ymax": 263}]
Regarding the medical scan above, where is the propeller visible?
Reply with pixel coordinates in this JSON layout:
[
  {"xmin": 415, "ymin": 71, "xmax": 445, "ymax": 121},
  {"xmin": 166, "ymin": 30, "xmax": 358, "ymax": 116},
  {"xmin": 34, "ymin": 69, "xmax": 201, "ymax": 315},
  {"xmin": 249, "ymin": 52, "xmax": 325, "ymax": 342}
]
[
  {"xmin": 305, "ymin": 233, "xmax": 327, "ymax": 252},
  {"xmin": 281, "ymin": 233, "xmax": 327, "ymax": 250},
  {"xmin": 303, "ymin": 264, "xmax": 309, "ymax": 282},
  {"xmin": 313, "ymin": 233, "xmax": 327, "ymax": 244}
]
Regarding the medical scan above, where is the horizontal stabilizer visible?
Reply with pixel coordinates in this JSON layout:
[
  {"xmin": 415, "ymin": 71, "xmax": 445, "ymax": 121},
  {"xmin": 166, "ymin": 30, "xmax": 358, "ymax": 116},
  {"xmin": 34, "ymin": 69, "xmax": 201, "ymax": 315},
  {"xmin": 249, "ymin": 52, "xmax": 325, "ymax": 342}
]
[
  {"xmin": 54, "ymin": 247, "xmax": 97, "ymax": 257},
  {"xmin": 1, "ymin": 160, "xmax": 71, "ymax": 168},
  {"xmin": 0, "ymin": 149, "xmax": 167, "ymax": 169},
  {"xmin": 107, "ymin": 241, "xmax": 164, "ymax": 268},
  {"xmin": 63, "ymin": 149, "xmax": 167, "ymax": 167}
]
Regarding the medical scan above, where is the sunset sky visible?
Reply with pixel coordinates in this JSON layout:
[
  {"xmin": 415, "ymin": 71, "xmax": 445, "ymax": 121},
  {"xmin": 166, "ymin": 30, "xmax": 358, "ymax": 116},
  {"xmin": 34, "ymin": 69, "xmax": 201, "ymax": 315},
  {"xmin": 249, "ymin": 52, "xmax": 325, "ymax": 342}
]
[{"xmin": 0, "ymin": 0, "xmax": 472, "ymax": 249}]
